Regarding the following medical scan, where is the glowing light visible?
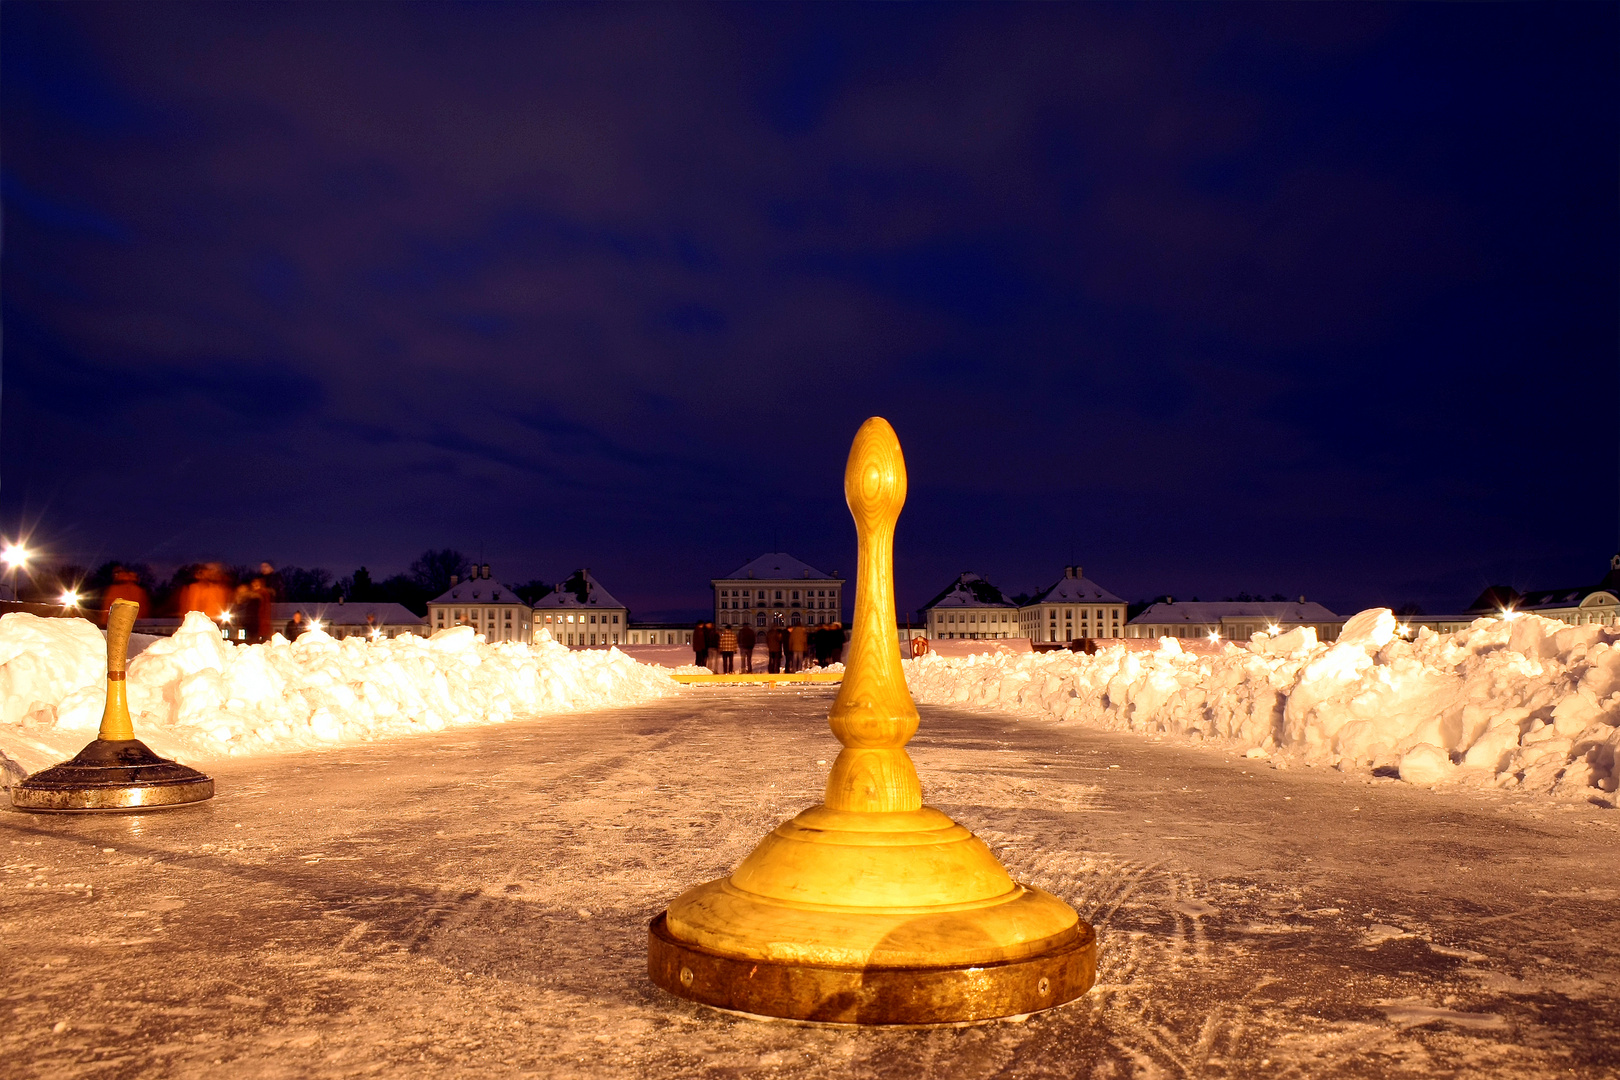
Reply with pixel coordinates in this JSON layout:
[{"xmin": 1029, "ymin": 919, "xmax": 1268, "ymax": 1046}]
[
  {"xmin": 1266, "ymin": 624, "xmax": 1279, "ymax": 634},
  {"xmin": 60, "ymin": 590, "xmax": 80, "ymax": 607},
  {"xmin": 1208, "ymin": 631, "xmax": 1220, "ymax": 642},
  {"xmin": 369, "ymin": 629, "xmax": 382, "ymax": 640},
  {"xmin": 308, "ymin": 619, "xmax": 324, "ymax": 633},
  {"xmin": 1500, "ymin": 608, "xmax": 1519, "ymax": 621},
  {"xmin": 1, "ymin": 543, "xmax": 30, "ymax": 569},
  {"xmin": 1397, "ymin": 623, "xmax": 1411, "ymax": 636}
]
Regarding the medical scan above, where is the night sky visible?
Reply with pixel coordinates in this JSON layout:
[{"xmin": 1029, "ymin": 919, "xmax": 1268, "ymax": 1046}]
[{"xmin": 3, "ymin": 3, "xmax": 1616, "ymax": 621}]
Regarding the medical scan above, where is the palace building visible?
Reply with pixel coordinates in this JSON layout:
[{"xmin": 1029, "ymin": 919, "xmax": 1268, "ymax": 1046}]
[
  {"xmin": 1125, "ymin": 599, "xmax": 1342, "ymax": 642},
  {"xmin": 712, "ymin": 552, "xmax": 843, "ymax": 629},
  {"xmin": 426, "ymin": 566, "xmax": 532, "ymax": 642},
  {"xmin": 1457, "ymin": 554, "xmax": 1620, "ymax": 628},
  {"xmin": 533, "ymin": 568, "xmax": 629, "ymax": 647},
  {"xmin": 273, "ymin": 601, "xmax": 425, "ymax": 640},
  {"xmin": 626, "ymin": 623, "xmax": 695, "ymax": 646},
  {"xmin": 1019, "ymin": 566, "xmax": 1128, "ymax": 643},
  {"xmin": 920, "ymin": 572, "xmax": 1019, "ymax": 639}
]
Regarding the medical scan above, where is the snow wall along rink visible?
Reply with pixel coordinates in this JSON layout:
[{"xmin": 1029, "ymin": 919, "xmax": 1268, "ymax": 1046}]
[
  {"xmin": 3, "ymin": 606, "xmax": 1616, "ymax": 805},
  {"xmin": 0, "ymin": 611, "xmax": 677, "ymax": 781},
  {"xmin": 904, "ymin": 608, "xmax": 1620, "ymax": 800}
]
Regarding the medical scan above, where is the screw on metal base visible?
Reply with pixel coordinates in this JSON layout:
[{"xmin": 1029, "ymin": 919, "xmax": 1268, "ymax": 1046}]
[{"xmin": 9, "ymin": 738, "xmax": 214, "ymax": 812}]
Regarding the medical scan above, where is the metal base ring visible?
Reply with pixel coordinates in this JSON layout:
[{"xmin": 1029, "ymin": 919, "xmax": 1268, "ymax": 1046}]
[
  {"xmin": 648, "ymin": 913, "xmax": 1096, "ymax": 1025},
  {"xmin": 8, "ymin": 738, "xmax": 215, "ymax": 813},
  {"xmin": 9, "ymin": 775, "xmax": 214, "ymax": 812}
]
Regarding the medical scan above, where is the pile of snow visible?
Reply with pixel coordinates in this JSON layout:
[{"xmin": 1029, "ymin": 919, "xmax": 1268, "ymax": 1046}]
[
  {"xmin": 905, "ymin": 609, "xmax": 1620, "ymax": 799},
  {"xmin": 0, "ymin": 611, "xmax": 676, "ymax": 777}
]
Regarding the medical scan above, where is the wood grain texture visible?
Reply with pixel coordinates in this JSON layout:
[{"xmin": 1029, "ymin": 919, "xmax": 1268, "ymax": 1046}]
[
  {"xmin": 825, "ymin": 417, "xmax": 923, "ymax": 811},
  {"xmin": 98, "ymin": 598, "xmax": 139, "ymax": 740}
]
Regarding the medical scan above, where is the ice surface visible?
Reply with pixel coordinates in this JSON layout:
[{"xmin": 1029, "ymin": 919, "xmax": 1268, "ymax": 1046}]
[
  {"xmin": 903, "ymin": 609, "xmax": 1620, "ymax": 799},
  {"xmin": 0, "ymin": 612, "xmax": 675, "ymax": 775},
  {"xmin": 6, "ymin": 693, "xmax": 1615, "ymax": 1076}
]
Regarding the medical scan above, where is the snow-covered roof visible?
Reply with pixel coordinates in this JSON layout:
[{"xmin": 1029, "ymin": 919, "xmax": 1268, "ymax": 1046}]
[
  {"xmin": 533, "ymin": 569, "xmax": 626, "ymax": 610},
  {"xmin": 1514, "ymin": 587, "xmax": 1618, "ymax": 611},
  {"xmin": 1129, "ymin": 601, "xmax": 1339, "ymax": 625},
  {"xmin": 272, "ymin": 602, "xmax": 425, "ymax": 627},
  {"xmin": 428, "ymin": 580, "xmax": 526, "ymax": 606},
  {"xmin": 1029, "ymin": 568, "xmax": 1124, "ymax": 606},
  {"xmin": 921, "ymin": 573, "xmax": 1017, "ymax": 611},
  {"xmin": 1471, "ymin": 557, "xmax": 1620, "ymax": 612},
  {"xmin": 719, "ymin": 552, "xmax": 831, "ymax": 581}
]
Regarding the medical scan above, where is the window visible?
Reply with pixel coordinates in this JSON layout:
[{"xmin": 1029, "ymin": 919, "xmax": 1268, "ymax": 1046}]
[{"xmin": 613, "ymin": 614, "xmax": 620, "ymax": 624}]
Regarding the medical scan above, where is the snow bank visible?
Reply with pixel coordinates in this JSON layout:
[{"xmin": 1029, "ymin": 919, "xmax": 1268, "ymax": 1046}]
[
  {"xmin": 904, "ymin": 609, "xmax": 1620, "ymax": 800},
  {"xmin": 0, "ymin": 612, "xmax": 677, "ymax": 777}
]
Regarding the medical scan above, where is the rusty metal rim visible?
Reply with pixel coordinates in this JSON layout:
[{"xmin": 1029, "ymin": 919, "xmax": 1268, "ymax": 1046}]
[
  {"xmin": 648, "ymin": 912, "xmax": 1096, "ymax": 1026},
  {"xmin": 8, "ymin": 776, "xmax": 215, "ymax": 813}
]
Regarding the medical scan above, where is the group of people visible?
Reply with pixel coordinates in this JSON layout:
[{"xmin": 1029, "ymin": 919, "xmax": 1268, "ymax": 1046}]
[
  {"xmin": 102, "ymin": 561, "xmax": 287, "ymax": 644},
  {"xmin": 691, "ymin": 621, "xmax": 845, "ymax": 674}
]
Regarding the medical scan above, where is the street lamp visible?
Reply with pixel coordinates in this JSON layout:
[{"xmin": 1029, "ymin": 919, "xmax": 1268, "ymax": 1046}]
[
  {"xmin": 1, "ymin": 540, "xmax": 32, "ymax": 601},
  {"xmin": 60, "ymin": 589, "xmax": 80, "ymax": 608}
]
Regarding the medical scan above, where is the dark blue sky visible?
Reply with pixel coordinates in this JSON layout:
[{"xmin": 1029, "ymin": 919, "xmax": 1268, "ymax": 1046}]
[{"xmin": 3, "ymin": 2, "xmax": 1616, "ymax": 620}]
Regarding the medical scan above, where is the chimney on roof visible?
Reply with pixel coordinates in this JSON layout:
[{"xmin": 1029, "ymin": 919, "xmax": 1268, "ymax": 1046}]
[
  {"xmin": 1066, "ymin": 566, "xmax": 1081, "ymax": 579},
  {"xmin": 1299, "ymin": 595, "xmax": 1306, "ymax": 604},
  {"xmin": 803, "ymin": 569, "xmax": 810, "ymax": 578},
  {"xmin": 449, "ymin": 574, "xmax": 459, "ymax": 587},
  {"xmin": 747, "ymin": 570, "xmax": 754, "ymax": 578}
]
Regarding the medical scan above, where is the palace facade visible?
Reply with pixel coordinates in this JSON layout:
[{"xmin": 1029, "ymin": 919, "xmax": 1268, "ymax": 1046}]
[
  {"xmin": 533, "ymin": 568, "xmax": 629, "ymax": 646},
  {"xmin": 711, "ymin": 553, "xmax": 843, "ymax": 629}
]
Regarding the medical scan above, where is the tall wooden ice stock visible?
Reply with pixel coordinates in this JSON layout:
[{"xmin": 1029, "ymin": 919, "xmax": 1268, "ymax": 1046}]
[
  {"xmin": 10, "ymin": 599, "xmax": 214, "ymax": 812},
  {"xmin": 648, "ymin": 418, "xmax": 1096, "ymax": 1024}
]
